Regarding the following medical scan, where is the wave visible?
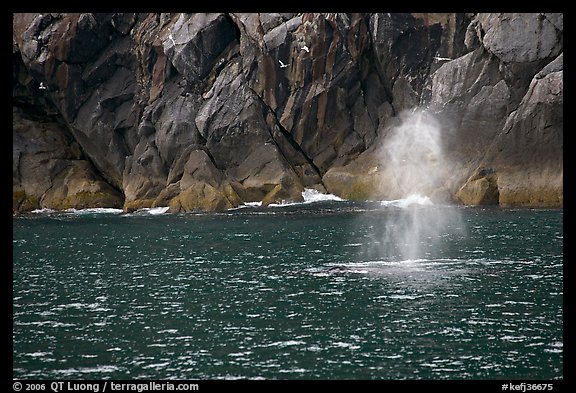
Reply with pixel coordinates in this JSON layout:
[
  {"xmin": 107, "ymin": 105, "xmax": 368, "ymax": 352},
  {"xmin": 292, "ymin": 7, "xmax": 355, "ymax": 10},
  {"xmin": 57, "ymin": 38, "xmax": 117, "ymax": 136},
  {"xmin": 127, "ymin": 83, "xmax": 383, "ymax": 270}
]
[
  {"xmin": 64, "ymin": 208, "xmax": 124, "ymax": 214},
  {"xmin": 30, "ymin": 208, "xmax": 57, "ymax": 214},
  {"xmin": 26, "ymin": 192, "xmax": 436, "ymax": 216},
  {"xmin": 234, "ymin": 188, "xmax": 344, "ymax": 209},
  {"xmin": 31, "ymin": 206, "xmax": 171, "ymax": 216},
  {"xmin": 31, "ymin": 207, "xmax": 123, "ymax": 215},
  {"xmin": 302, "ymin": 188, "xmax": 344, "ymax": 203},
  {"xmin": 268, "ymin": 188, "xmax": 345, "ymax": 207},
  {"xmin": 379, "ymin": 193, "xmax": 433, "ymax": 208},
  {"xmin": 231, "ymin": 201, "xmax": 263, "ymax": 210},
  {"xmin": 129, "ymin": 206, "xmax": 170, "ymax": 215}
]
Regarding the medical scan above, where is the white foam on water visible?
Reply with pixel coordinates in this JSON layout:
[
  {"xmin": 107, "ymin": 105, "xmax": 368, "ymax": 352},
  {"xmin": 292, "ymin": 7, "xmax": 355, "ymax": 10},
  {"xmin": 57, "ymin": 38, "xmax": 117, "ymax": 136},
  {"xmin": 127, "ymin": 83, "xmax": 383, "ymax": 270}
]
[
  {"xmin": 244, "ymin": 201, "xmax": 263, "ymax": 207},
  {"xmin": 264, "ymin": 340, "xmax": 306, "ymax": 348},
  {"xmin": 380, "ymin": 193, "xmax": 433, "ymax": 208},
  {"xmin": 267, "ymin": 201, "xmax": 301, "ymax": 207},
  {"xmin": 228, "ymin": 351, "xmax": 253, "ymax": 357},
  {"xmin": 228, "ymin": 201, "xmax": 262, "ymax": 210},
  {"xmin": 236, "ymin": 188, "xmax": 345, "ymax": 209},
  {"xmin": 332, "ymin": 341, "xmax": 361, "ymax": 350},
  {"xmin": 25, "ymin": 352, "xmax": 52, "ymax": 357},
  {"xmin": 267, "ymin": 188, "xmax": 345, "ymax": 208},
  {"xmin": 53, "ymin": 365, "xmax": 120, "ymax": 375},
  {"xmin": 64, "ymin": 208, "xmax": 123, "ymax": 214},
  {"xmin": 157, "ymin": 329, "xmax": 178, "ymax": 334},
  {"xmin": 31, "ymin": 206, "xmax": 172, "ymax": 215},
  {"xmin": 133, "ymin": 206, "xmax": 170, "ymax": 215},
  {"xmin": 230, "ymin": 189, "xmax": 344, "ymax": 210},
  {"xmin": 30, "ymin": 208, "xmax": 57, "ymax": 214},
  {"xmin": 302, "ymin": 188, "xmax": 344, "ymax": 203},
  {"xmin": 278, "ymin": 368, "xmax": 309, "ymax": 374}
]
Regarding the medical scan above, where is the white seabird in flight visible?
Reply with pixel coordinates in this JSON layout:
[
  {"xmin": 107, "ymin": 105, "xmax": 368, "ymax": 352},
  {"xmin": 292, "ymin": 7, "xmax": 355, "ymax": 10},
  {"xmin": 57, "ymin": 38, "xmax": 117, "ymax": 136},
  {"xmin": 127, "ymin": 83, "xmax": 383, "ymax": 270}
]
[
  {"xmin": 301, "ymin": 45, "xmax": 309, "ymax": 53},
  {"xmin": 39, "ymin": 82, "xmax": 47, "ymax": 90},
  {"xmin": 279, "ymin": 60, "xmax": 288, "ymax": 68},
  {"xmin": 433, "ymin": 56, "xmax": 452, "ymax": 62}
]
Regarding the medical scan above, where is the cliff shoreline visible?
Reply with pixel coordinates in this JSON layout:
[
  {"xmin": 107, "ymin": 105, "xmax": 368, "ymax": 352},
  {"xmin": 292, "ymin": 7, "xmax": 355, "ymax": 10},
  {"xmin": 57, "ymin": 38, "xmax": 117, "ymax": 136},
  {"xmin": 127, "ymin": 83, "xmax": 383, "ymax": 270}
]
[{"xmin": 13, "ymin": 13, "xmax": 563, "ymax": 214}]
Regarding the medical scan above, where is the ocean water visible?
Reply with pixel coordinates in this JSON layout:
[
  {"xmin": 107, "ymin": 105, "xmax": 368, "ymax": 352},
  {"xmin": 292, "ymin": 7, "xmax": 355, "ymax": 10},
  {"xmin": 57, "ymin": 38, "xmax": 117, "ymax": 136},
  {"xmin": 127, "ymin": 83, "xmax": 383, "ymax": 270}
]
[{"xmin": 13, "ymin": 193, "xmax": 563, "ymax": 380}]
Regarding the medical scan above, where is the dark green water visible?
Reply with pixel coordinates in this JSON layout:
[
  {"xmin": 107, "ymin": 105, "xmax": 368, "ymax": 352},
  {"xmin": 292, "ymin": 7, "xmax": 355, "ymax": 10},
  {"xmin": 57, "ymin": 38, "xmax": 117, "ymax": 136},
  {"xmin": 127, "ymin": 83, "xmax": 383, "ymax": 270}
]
[{"xmin": 13, "ymin": 201, "xmax": 563, "ymax": 380}]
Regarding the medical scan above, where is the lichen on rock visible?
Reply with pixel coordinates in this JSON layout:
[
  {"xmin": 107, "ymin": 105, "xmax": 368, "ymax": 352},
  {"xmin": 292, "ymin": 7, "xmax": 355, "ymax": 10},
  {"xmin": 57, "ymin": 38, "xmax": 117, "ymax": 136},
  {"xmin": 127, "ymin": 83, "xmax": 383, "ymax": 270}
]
[{"xmin": 168, "ymin": 181, "xmax": 241, "ymax": 213}]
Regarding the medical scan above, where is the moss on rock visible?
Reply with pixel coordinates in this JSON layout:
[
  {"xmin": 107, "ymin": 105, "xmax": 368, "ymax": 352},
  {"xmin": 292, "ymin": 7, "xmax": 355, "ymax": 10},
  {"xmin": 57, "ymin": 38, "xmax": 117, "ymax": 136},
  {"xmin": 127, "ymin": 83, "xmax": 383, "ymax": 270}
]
[
  {"xmin": 323, "ymin": 170, "xmax": 379, "ymax": 200},
  {"xmin": 60, "ymin": 191, "xmax": 123, "ymax": 210},
  {"xmin": 261, "ymin": 183, "xmax": 304, "ymax": 207},
  {"xmin": 498, "ymin": 187, "xmax": 563, "ymax": 208},
  {"xmin": 455, "ymin": 172, "xmax": 500, "ymax": 205},
  {"xmin": 168, "ymin": 182, "xmax": 240, "ymax": 213},
  {"xmin": 13, "ymin": 190, "xmax": 40, "ymax": 213},
  {"xmin": 123, "ymin": 198, "xmax": 156, "ymax": 213}
]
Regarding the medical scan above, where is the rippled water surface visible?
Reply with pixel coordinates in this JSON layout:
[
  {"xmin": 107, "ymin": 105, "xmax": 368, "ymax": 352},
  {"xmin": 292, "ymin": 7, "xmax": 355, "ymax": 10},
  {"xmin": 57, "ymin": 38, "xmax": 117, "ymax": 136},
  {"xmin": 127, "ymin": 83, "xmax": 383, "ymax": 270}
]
[{"xmin": 13, "ymin": 201, "xmax": 563, "ymax": 379}]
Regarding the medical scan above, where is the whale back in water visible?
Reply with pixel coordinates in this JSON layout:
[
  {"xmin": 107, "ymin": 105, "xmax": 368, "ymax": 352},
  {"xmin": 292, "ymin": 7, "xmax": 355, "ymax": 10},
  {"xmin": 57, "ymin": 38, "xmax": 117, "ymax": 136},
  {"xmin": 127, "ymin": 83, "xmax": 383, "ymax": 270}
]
[{"xmin": 317, "ymin": 260, "xmax": 472, "ymax": 281}]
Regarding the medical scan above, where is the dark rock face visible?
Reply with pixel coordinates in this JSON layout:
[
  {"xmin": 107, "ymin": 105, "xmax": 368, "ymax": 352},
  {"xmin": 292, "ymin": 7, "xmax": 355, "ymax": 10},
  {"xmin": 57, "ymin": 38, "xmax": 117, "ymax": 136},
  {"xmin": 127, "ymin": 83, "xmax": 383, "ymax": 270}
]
[{"xmin": 13, "ymin": 13, "xmax": 563, "ymax": 213}]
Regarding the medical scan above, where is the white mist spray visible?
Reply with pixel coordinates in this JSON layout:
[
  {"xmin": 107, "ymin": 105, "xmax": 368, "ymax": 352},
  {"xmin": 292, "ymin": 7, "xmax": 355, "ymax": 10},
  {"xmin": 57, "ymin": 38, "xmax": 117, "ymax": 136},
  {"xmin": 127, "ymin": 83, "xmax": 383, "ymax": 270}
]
[
  {"xmin": 369, "ymin": 108, "xmax": 465, "ymax": 262},
  {"xmin": 382, "ymin": 110, "xmax": 446, "ymax": 200}
]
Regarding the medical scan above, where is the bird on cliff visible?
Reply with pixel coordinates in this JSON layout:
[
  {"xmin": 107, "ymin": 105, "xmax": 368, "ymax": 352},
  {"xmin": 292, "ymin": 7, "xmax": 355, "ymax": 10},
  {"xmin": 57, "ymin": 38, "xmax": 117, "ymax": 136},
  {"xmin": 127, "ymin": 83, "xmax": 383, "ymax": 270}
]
[{"xmin": 279, "ymin": 60, "xmax": 289, "ymax": 68}]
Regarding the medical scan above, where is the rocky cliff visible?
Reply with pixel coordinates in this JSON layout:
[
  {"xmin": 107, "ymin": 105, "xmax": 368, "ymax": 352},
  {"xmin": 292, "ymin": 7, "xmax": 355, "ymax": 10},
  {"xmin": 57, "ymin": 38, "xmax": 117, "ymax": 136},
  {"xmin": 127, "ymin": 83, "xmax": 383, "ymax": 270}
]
[{"xmin": 13, "ymin": 13, "xmax": 563, "ymax": 213}]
